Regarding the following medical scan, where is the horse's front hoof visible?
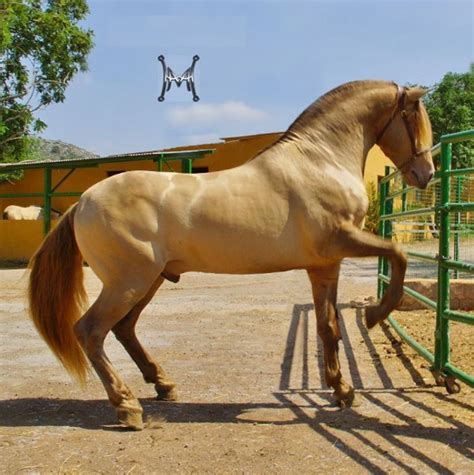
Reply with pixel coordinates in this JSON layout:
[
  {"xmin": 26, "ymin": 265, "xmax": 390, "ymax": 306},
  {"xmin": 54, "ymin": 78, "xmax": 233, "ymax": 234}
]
[
  {"xmin": 365, "ymin": 305, "xmax": 384, "ymax": 329},
  {"xmin": 156, "ymin": 383, "xmax": 178, "ymax": 401},
  {"xmin": 334, "ymin": 386, "xmax": 358, "ymax": 409}
]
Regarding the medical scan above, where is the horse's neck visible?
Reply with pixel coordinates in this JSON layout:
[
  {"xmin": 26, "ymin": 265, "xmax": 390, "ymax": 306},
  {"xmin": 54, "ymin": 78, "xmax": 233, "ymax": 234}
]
[{"xmin": 258, "ymin": 84, "xmax": 395, "ymax": 179}]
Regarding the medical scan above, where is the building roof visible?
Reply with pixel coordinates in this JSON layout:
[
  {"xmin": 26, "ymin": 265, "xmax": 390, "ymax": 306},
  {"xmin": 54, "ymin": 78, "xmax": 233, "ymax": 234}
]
[
  {"xmin": 158, "ymin": 131, "xmax": 284, "ymax": 154},
  {"xmin": 0, "ymin": 131, "xmax": 284, "ymax": 173},
  {"xmin": 220, "ymin": 131, "xmax": 284, "ymax": 142},
  {"xmin": 0, "ymin": 148, "xmax": 215, "ymax": 172}
]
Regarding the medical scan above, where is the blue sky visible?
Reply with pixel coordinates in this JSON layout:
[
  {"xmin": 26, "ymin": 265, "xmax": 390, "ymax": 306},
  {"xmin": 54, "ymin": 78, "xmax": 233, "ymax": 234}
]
[{"xmin": 39, "ymin": 0, "xmax": 473, "ymax": 156}]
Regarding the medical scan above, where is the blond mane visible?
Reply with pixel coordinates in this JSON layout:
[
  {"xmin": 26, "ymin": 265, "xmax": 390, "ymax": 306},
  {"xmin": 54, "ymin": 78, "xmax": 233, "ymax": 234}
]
[
  {"xmin": 413, "ymin": 100, "xmax": 433, "ymax": 150},
  {"xmin": 251, "ymin": 80, "xmax": 432, "ymax": 160},
  {"xmin": 279, "ymin": 80, "xmax": 388, "ymax": 142}
]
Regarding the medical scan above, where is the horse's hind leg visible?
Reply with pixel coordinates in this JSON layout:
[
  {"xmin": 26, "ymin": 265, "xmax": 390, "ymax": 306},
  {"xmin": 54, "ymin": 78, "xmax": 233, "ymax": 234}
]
[
  {"xmin": 307, "ymin": 265, "xmax": 354, "ymax": 407},
  {"xmin": 74, "ymin": 287, "xmax": 149, "ymax": 430},
  {"xmin": 112, "ymin": 276, "xmax": 177, "ymax": 401}
]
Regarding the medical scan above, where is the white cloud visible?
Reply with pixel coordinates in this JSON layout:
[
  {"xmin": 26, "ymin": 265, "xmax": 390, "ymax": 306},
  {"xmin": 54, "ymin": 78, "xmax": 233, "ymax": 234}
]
[{"xmin": 167, "ymin": 101, "xmax": 267, "ymax": 128}]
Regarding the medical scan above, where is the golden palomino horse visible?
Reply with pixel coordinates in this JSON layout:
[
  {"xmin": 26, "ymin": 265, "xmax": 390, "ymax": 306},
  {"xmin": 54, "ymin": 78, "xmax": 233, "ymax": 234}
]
[{"xmin": 28, "ymin": 80, "xmax": 434, "ymax": 430}]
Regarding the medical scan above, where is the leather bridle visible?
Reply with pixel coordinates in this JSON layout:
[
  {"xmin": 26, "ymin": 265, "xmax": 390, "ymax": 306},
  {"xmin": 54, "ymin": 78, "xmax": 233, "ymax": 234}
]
[{"xmin": 376, "ymin": 84, "xmax": 430, "ymax": 171}]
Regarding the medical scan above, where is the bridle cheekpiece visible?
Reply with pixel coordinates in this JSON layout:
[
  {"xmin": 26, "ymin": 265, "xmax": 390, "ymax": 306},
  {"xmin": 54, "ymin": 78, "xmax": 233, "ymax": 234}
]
[{"xmin": 376, "ymin": 84, "xmax": 430, "ymax": 171}]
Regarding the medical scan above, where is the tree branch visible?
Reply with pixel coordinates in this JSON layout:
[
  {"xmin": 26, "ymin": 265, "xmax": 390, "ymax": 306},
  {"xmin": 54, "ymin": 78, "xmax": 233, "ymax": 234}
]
[{"xmin": 0, "ymin": 129, "xmax": 28, "ymax": 146}]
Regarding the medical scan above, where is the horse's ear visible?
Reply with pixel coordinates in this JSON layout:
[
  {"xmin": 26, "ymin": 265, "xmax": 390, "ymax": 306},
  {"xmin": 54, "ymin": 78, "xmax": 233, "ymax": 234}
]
[{"xmin": 406, "ymin": 87, "xmax": 429, "ymax": 103}]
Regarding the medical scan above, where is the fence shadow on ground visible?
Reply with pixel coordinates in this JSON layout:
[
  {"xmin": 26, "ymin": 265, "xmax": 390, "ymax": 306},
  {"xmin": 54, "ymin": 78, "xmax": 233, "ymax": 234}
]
[
  {"xmin": 1, "ymin": 303, "xmax": 472, "ymax": 473},
  {"xmin": 274, "ymin": 303, "xmax": 473, "ymax": 474}
]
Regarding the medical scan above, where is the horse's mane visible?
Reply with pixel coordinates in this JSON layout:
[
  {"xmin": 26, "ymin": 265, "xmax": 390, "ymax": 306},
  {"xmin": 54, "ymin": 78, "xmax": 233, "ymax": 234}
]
[
  {"xmin": 251, "ymin": 80, "xmax": 431, "ymax": 159},
  {"xmin": 280, "ymin": 80, "xmax": 389, "ymax": 142},
  {"xmin": 250, "ymin": 80, "xmax": 390, "ymax": 160},
  {"xmin": 412, "ymin": 100, "xmax": 432, "ymax": 149}
]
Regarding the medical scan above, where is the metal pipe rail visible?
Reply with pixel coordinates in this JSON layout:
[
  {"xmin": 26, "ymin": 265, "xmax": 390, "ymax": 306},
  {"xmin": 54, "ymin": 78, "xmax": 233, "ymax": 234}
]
[{"xmin": 377, "ymin": 129, "xmax": 474, "ymax": 394}]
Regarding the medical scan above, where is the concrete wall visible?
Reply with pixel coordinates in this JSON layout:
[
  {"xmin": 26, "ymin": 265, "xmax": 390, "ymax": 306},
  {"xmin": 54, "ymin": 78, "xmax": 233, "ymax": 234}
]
[{"xmin": 398, "ymin": 278, "xmax": 474, "ymax": 311}]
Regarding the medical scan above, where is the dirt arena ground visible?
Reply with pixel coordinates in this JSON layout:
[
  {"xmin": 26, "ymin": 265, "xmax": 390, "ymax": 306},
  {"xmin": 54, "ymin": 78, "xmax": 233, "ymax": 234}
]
[{"xmin": 1, "ymin": 258, "xmax": 473, "ymax": 474}]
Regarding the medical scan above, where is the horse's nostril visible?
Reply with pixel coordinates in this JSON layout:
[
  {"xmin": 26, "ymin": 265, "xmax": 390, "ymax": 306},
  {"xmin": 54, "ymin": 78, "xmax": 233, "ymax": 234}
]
[{"xmin": 428, "ymin": 172, "xmax": 434, "ymax": 182}]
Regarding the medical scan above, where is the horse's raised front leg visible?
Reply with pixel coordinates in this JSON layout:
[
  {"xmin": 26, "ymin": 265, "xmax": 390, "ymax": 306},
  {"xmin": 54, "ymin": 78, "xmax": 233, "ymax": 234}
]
[
  {"xmin": 74, "ymin": 287, "xmax": 147, "ymax": 430},
  {"xmin": 307, "ymin": 264, "xmax": 354, "ymax": 407},
  {"xmin": 112, "ymin": 276, "xmax": 177, "ymax": 401},
  {"xmin": 334, "ymin": 224, "xmax": 407, "ymax": 328}
]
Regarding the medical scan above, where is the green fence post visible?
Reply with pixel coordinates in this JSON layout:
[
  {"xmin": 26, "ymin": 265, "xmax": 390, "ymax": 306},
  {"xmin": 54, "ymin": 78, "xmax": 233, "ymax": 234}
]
[
  {"xmin": 182, "ymin": 158, "xmax": 193, "ymax": 173},
  {"xmin": 377, "ymin": 179, "xmax": 386, "ymax": 300},
  {"xmin": 401, "ymin": 182, "xmax": 407, "ymax": 212},
  {"xmin": 385, "ymin": 168, "xmax": 393, "ymax": 240},
  {"xmin": 453, "ymin": 176, "xmax": 462, "ymax": 279},
  {"xmin": 43, "ymin": 167, "xmax": 52, "ymax": 236},
  {"xmin": 384, "ymin": 168, "xmax": 393, "ymax": 293},
  {"xmin": 377, "ymin": 166, "xmax": 391, "ymax": 299},
  {"xmin": 434, "ymin": 142, "xmax": 452, "ymax": 375}
]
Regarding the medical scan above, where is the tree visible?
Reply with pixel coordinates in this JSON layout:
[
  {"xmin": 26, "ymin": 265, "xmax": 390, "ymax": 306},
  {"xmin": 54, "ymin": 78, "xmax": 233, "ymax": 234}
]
[
  {"xmin": 0, "ymin": 0, "xmax": 93, "ymax": 163},
  {"xmin": 364, "ymin": 181, "xmax": 380, "ymax": 235},
  {"xmin": 423, "ymin": 66, "xmax": 473, "ymax": 169}
]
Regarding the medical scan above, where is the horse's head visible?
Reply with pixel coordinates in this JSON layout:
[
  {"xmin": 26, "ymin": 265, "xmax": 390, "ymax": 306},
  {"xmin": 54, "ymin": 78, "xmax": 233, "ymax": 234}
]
[{"xmin": 376, "ymin": 85, "xmax": 434, "ymax": 189}]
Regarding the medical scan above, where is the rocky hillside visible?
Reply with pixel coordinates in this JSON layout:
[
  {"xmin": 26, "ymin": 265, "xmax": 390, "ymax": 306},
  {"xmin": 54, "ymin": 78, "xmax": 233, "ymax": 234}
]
[{"xmin": 35, "ymin": 138, "xmax": 98, "ymax": 161}]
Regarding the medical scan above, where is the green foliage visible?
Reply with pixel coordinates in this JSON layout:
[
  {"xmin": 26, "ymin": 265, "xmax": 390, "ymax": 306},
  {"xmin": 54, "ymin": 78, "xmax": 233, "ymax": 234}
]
[
  {"xmin": 364, "ymin": 181, "xmax": 380, "ymax": 235},
  {"xmin": 424, "ymin": 66, "xmax": 474, "ymax": 169},
  {"xmin": 0, "ymin": 135, "xmax": 43, "ymax": 183},
  {"xmin": 0, "ymin": 0, "xmax": 93, "ymax": 164}
]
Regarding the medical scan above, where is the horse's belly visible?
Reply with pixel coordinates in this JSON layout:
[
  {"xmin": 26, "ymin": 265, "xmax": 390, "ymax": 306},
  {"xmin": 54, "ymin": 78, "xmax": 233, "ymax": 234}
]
[{"xmin": 163, "ymin": 232, "xmax": 322, "ymax": 276}]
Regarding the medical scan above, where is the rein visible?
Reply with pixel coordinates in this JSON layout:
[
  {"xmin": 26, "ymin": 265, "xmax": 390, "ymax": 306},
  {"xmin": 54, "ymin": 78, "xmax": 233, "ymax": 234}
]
[{"xmin": 376, "ymin": 84, "xmax": 430, "ymax": 171}]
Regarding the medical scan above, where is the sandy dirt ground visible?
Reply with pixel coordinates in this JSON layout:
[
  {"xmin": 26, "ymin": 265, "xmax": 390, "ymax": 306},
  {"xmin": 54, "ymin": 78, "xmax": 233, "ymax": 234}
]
[{"xmin": 1, "ymin": 258, "xmax": 473, "ymax": 474}]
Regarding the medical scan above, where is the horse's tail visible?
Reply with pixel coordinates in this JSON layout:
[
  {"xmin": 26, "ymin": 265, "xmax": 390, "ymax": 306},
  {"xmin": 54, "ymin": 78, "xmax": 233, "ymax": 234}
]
[{"xmin": 28, "ymin": 204, "xmax": 89, "ymax": 384}]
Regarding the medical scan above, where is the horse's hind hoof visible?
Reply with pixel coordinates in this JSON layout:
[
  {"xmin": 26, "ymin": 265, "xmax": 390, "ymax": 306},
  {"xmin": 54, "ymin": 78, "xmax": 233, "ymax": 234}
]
[
  {"xmin": 117, "ymin": 408, "xmax": 144, "ymax": 431},
  {"xmin": 156, "ymin": 385, "xmax": 178, "ymax": 402},
  {"xmin": 365, "ymin": 305, "xmax": 383, "ymax": 329}
]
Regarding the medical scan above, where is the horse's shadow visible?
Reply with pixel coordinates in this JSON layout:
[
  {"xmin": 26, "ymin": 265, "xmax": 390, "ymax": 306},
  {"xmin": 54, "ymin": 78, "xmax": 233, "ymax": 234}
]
[
  {"xmin": 0, "ymin": 397, "xmax": 290, "ymax": 431},
  {"xmin": 1, "ymin": 303, "xmax": 472, "ymax": 473}
]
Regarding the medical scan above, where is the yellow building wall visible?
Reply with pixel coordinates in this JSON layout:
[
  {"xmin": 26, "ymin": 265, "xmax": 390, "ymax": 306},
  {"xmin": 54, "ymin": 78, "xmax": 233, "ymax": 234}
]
[
  {"xmin": 0, "ymin": 220, "xmax": 53, "ymax": 260},
  {"xmin": 364, "ymin": 145, "xmax": 393, "ymax": 187},
  {"xmin": 0, "ymin": 133, "xmax": 392, "ymax": 260},
  {"xmin": 0, "ymin": 160, "xmax": 161, "ymax": 213}
]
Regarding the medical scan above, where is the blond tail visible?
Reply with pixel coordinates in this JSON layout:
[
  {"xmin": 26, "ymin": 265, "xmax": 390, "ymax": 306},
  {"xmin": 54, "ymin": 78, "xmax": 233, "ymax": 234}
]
[{"xmin": 28, "ymin": 205, "xmax": 89, "ymax": 384}]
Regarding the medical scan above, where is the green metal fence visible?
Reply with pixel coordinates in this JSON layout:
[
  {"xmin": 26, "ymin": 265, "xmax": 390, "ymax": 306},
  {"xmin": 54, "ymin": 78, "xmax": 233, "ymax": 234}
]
[
  {"xmin": 378, "ymin": 129, "xmax": 474, "ymax": 393},
  {"xmin": 0, "ymin": 149, "xmax": 214, "ymax": 236}
]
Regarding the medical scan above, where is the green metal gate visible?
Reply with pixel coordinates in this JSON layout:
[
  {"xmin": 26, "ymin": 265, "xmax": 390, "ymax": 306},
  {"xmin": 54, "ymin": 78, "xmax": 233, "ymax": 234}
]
[{"xmin": 378, "ymin": 129, "xmax": 474, "ymax": 393}]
